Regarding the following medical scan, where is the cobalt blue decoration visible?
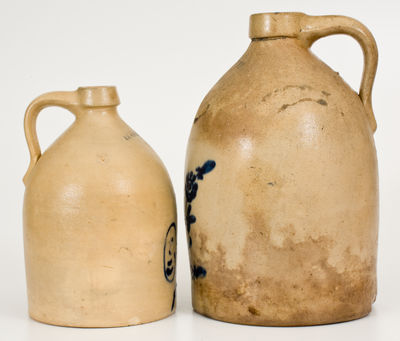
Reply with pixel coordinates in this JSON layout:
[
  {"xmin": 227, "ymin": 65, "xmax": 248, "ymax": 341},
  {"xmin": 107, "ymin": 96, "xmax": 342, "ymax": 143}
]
[
  {"xmin": 163, "ymin": 222, "xmax": 176, "ymax": 283},
  {"xmin": 185, "ymin": 160, "xmax": 216, "ymax": 280}
]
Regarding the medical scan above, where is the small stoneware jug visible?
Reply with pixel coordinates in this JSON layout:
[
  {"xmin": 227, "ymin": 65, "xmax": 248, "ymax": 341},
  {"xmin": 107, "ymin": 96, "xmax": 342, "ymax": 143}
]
[
  {"xmin": 185, "ymin": 13, "xmax": 378, "ymax": 326},
  {"xmin": 23, "ymin": 86, "xmax": 177, "ymax": 327}
]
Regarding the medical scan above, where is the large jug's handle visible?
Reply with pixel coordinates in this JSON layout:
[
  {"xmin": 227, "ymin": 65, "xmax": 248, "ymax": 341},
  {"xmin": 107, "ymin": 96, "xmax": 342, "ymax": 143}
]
[
  {"xmin": 23, "ymin": 91, "xmax": 79, "ymax": 185},
  {"xmin": 298, "ymin": 15, "xmax": 378, "ymax": 132}
]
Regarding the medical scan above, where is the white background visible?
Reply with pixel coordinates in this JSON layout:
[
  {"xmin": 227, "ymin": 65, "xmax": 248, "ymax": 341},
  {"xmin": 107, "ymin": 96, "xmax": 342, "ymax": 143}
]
[{"xmin": 1, "ymin": 0, "xmax": 399, "ymax": 340}]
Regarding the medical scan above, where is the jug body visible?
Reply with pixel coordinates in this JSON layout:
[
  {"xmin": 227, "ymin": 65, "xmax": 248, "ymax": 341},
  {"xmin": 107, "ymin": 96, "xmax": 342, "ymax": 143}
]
[
  {"xmin": 23, "ymin": 87, "xmax": 177, "ymax": 327},
  {"xmin": 185, "ymin": 13, "xmax": 378, "ymax": 326}
]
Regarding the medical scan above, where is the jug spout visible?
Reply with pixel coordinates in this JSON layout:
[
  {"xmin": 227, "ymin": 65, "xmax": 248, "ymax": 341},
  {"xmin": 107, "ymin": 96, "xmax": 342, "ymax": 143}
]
[
  {"xmin": 77, "ymin": 86, "xmax": 120, "ymax": 107},
  {"xmin": 249, "ymin": 12, "xmax": 306, "ymax": 39}
]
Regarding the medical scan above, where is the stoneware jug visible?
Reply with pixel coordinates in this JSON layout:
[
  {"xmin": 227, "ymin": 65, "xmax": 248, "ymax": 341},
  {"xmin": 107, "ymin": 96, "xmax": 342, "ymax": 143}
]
[
  {"xmin": 185, "ymin": 13, "xmax": 378, "ymax": 326},
  {"xmin": 23, "ymin": 86, "xmax": 177, "ymax": 327}
]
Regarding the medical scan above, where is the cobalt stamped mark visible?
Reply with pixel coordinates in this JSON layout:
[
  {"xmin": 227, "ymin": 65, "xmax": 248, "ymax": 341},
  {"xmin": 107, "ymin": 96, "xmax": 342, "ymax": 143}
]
[
  {"xmin": 185, "ymin": 160, "xmax": 216, "ymax": 280},
  {"xmin": 163, "ymin": 222, "xmax": 177, "ymax": 283},
  {"xmin": 163, "ymin": 222, "xmax": 177, "ymax": 311}
]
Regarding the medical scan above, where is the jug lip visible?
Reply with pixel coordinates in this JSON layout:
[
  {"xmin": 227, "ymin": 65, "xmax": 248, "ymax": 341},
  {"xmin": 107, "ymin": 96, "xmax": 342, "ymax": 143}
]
[
  {"xmin": 77, "ymin": 86, "xmax": 120, "ymax": 107},
  {"xmin": 249, "ymin": 12, "xmax": 306, "ymax": 39}
]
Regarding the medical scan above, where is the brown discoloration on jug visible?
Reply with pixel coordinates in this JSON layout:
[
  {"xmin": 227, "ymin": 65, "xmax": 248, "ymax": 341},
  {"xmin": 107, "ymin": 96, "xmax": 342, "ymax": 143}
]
[
  {"xmin": 192, "ymin": 228, "xmax": 375, "ymax": 325},
  {"xmin": 186, "ymin": 12, "xmax": 378, "ymax": 326}
]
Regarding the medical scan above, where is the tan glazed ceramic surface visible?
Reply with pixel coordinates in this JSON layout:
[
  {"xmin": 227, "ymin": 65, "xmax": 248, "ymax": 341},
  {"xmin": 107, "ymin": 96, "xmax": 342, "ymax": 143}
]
[
  {"xmin": 185, "ymin": 13, "xmax": 379, "ymax": 326},
  {"xmin": 23, "ymin": 86, "xmax": 177, "ymax": 327}
]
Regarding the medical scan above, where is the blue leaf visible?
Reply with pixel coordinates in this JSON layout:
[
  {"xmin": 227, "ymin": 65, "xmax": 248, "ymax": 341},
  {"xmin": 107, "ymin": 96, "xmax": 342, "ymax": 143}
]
[{"xmin": 202, "ymin": 160, "xmax": 216, "ymax": 174}]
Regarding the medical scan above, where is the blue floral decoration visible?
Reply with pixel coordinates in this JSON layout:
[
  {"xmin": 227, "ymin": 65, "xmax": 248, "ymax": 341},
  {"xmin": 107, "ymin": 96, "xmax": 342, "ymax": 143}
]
[{"xmin": 185, "ymin": 160, "xmax": 216, "ymax": 280}]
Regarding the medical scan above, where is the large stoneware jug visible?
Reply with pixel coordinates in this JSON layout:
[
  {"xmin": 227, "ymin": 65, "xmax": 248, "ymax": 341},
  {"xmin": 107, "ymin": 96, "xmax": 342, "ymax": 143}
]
[
  {"xmin": 185, "ymin": 13, "xmax": 378, "ymax": 326},
  {"xmin": 23, "ymin": 86, "xmax": 177, "ymax": 327}
]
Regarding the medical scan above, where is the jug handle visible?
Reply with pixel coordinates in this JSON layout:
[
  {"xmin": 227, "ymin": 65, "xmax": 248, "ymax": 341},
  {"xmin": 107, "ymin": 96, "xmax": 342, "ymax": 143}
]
[
  {"xmin": 299, "ymin": 15, "xmax": 378, "ymax": 132},
  {"xmin": 23, "ymin": 91, "xmax": 79, "ymax": 185}
]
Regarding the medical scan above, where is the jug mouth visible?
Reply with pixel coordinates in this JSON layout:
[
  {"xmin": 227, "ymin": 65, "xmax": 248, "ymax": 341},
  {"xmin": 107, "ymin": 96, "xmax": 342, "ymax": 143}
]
[
  {"xmin": 77, "ymin": 86, "xmax": 120, "ymax": 107},
  {"xmin": 249, "ymin": 12, "xmax": 306, "ymax": 39}
]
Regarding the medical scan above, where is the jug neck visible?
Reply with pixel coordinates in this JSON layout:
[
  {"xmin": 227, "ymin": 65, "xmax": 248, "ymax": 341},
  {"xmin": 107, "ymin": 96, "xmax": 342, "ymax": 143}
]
[
  {"xmin": 249, "ymin": 12, "xmax": 306, "ymax": 40},
  {"xmin": 77, "ymin": 86, "xmax": 120, "ymax": 107},
  {"xmin": 78, "ymin": 106, "xmax": 119, "ymax": 117},
  {"xmin": 72, "ymin": 86, "xmax": 121, "ymax": 118},
  {"xmin": 245, "ymin": 34, "xmax": 304, "ymax": 58},
  {"xmin": 247, "ymin": 13, "xmax": 311, "ymax": 53}
]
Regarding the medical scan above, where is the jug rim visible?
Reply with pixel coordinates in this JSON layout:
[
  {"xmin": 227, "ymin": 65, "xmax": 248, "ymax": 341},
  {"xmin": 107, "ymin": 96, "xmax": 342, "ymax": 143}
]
[
  {"xmin": 77, "ymin": 86, "xmax": 120, "ymax": 107},
  {"xmin": 249, "ymin": 12, "xmax": 306, "ymax": 39}
]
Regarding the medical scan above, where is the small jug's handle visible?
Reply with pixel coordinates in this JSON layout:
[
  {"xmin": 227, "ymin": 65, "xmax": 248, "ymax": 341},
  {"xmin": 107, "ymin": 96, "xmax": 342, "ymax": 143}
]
[
  {"xmin": 23, "ymin": 91, "xmax": 79, "ymax": 185},
  {"xmin": 299, "ymin": 15, "xmax": 378, "ymax": 132}
]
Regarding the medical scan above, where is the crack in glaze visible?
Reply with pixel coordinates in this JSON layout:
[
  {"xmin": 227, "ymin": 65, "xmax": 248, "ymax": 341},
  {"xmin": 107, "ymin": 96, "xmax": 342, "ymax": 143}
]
[{"xmin": 278, "ymin": 97, "xmax": 328, "ymax": 113}]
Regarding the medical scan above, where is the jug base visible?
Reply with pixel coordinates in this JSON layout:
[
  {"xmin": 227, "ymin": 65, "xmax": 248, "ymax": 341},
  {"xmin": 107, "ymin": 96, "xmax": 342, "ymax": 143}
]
[
  {"xmin": 29, "ymin": 310, "xmax": 175, "ymax": 328},
  {"xmin": 193, "ymin": 307, "xmax": 372, "ymax": 326}
]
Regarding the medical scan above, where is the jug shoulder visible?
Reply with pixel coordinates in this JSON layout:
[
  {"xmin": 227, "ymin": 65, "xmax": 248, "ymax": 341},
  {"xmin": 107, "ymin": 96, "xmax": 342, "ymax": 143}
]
[
  {"xmin": 24, "ymin": 121, "xmax": 174, "ymax": 202},
  {"xmin": 190, "ymin": 40, "xmax": 371, "ymax": 148}
]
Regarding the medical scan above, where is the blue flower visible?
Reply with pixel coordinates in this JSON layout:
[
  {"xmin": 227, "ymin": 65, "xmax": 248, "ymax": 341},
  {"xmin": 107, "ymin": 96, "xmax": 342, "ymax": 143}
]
[
  {"xmin": 185, "ymin": 171, "xmax": 198, "ymax": 203},
  {"xmin": 185, "ymin": 159, "xmax": 216, "ymax": 280}
]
